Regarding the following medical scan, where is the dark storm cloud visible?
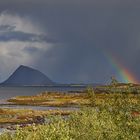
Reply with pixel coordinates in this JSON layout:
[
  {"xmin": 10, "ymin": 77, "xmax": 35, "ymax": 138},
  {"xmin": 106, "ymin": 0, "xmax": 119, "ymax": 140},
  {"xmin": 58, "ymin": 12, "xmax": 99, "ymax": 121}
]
[
  {"xmin": 0, "ymin": 30, "xmax": 55, "ymax": 42},
  {"xmin": 0, "ymin": 25, "xmax": 15, "ymax": 32},
  {"xmin": 0, "ymin": 0, "xmax": 140, "ymax": 83},
  {"xmin": 0, "ymin": 24, "xmax": 56, "ymax": 42}
]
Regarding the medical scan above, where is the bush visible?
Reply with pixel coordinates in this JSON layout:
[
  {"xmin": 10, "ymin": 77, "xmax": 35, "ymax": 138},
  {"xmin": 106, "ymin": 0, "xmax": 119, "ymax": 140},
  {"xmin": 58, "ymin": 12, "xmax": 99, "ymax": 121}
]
[
  {"xmin": 1, "ymin": 93, "xmax": 140, "ymax": 140},
  {"xmin": 1, "ymin": 105, "xmax": 140, "ymax": 140},
  {"xmin": 86, "ymin": 87, "xmax": 96, "ymax": 106}
]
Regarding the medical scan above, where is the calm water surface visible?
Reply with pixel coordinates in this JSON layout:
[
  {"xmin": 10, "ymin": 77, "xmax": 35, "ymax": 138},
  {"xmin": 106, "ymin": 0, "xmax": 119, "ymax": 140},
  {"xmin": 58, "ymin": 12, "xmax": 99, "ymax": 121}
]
[
  {"xmin": 0, "ymin": 86, "xmax": 83, "ymax": 133},
  {"xmin": 0, "ymin": 86, "xmax": 86, "ymax": 100},
  {"xmin": 0, "ymin": 104, "xmax": 79, "ymax": 111}
]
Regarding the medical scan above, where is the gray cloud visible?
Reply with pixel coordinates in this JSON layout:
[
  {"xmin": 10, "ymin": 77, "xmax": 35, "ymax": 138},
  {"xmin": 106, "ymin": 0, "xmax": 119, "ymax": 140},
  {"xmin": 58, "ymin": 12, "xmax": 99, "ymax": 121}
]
[{"xmin": 0, "ymin": 30, "xmax": 54, "ymax": 42}]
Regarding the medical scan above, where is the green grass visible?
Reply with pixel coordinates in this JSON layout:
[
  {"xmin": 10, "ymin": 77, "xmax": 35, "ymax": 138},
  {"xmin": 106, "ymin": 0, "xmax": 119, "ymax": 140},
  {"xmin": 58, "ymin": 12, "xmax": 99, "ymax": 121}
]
[
  {"xmin": 1, "ymin": 108, "xmax": 140, "ymax": 140},
  {"xmin": 1, "ymin": 92, "xmax": 140, "ymax": 140}
]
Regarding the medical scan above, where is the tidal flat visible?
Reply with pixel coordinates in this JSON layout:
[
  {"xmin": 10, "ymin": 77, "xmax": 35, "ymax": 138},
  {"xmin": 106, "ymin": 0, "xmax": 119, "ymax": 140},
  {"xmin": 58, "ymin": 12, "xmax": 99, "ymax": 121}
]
[
  {"xmin": 0, "ymin": 91, "xmax": 84, "ymax": 130},
  {"xmin": 1, "ymin": 89, "xmax": 140, "ymax": 126},
  {"xmin": 1, "ymin": 88, "xmax": 140, "ymax": 139}
]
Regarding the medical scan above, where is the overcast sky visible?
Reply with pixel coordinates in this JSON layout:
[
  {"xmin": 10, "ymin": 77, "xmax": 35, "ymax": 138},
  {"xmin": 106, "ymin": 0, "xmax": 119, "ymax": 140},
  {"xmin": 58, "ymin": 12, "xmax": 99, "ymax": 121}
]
[{"xmin": 0, "ymin": 0, "xmax": 140, "ymax": 84}]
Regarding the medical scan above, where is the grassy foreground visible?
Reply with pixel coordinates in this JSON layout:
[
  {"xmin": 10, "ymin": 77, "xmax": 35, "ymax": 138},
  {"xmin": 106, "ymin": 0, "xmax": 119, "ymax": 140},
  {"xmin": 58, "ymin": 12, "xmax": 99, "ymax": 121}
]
[{"xmin": 1, "ymin": 91, "xmax": 140, "ymax": 140}]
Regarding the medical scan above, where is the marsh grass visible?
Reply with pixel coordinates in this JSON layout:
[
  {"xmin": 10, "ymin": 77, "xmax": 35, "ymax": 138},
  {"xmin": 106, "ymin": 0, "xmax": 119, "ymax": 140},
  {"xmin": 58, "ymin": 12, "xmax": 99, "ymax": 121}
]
[
  {"xmin": 0, "ymin": 108, "xmax": 71, "ymax": 124},
  {"xmin": 1, "ymin": 108, "xmax": 140, "ymax": 140},
  {"xmin": 7, "ymin": 92, "xmax": 88, "ymax": 107},
  {"xmin": 1, "ymin": 92, "xmax": 140, "ymax": 140}
]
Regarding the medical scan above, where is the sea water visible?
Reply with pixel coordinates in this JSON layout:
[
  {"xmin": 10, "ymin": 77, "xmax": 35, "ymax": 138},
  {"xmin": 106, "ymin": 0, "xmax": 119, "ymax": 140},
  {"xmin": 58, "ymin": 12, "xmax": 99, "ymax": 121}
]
[{"xmin": 0, "ymin": 86, "xmax": 86, "ymax": 100}]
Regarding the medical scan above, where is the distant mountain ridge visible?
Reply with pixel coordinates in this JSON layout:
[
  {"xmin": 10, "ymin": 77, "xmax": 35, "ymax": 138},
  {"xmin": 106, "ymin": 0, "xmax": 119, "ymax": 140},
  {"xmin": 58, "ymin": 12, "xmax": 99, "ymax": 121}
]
[{"xmin": 1, "ymin": 65, "xmax": 54, "ymax": 86}]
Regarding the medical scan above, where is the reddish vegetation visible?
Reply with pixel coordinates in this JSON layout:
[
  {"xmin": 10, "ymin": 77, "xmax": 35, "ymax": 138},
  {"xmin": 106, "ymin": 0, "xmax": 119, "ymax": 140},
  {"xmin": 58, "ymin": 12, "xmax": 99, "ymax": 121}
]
[{"xmin": 131, "ymin": 111, "xmax": 140, "ymax": 117}]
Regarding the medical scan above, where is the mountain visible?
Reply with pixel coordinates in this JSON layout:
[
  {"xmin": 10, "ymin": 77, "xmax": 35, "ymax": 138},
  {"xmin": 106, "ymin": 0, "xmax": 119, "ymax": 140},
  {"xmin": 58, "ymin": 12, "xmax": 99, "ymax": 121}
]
[{"xmin": 1, "ymin": 65, "xmax": 54, "ymax": 86}]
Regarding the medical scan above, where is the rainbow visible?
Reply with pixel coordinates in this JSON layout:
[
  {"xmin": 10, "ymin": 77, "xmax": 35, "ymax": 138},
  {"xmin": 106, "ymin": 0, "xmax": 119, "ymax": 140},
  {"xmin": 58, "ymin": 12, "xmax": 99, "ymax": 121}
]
[{"xmin": 106, "ymin": 52, "xmax": 139, "ymax": 84}]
